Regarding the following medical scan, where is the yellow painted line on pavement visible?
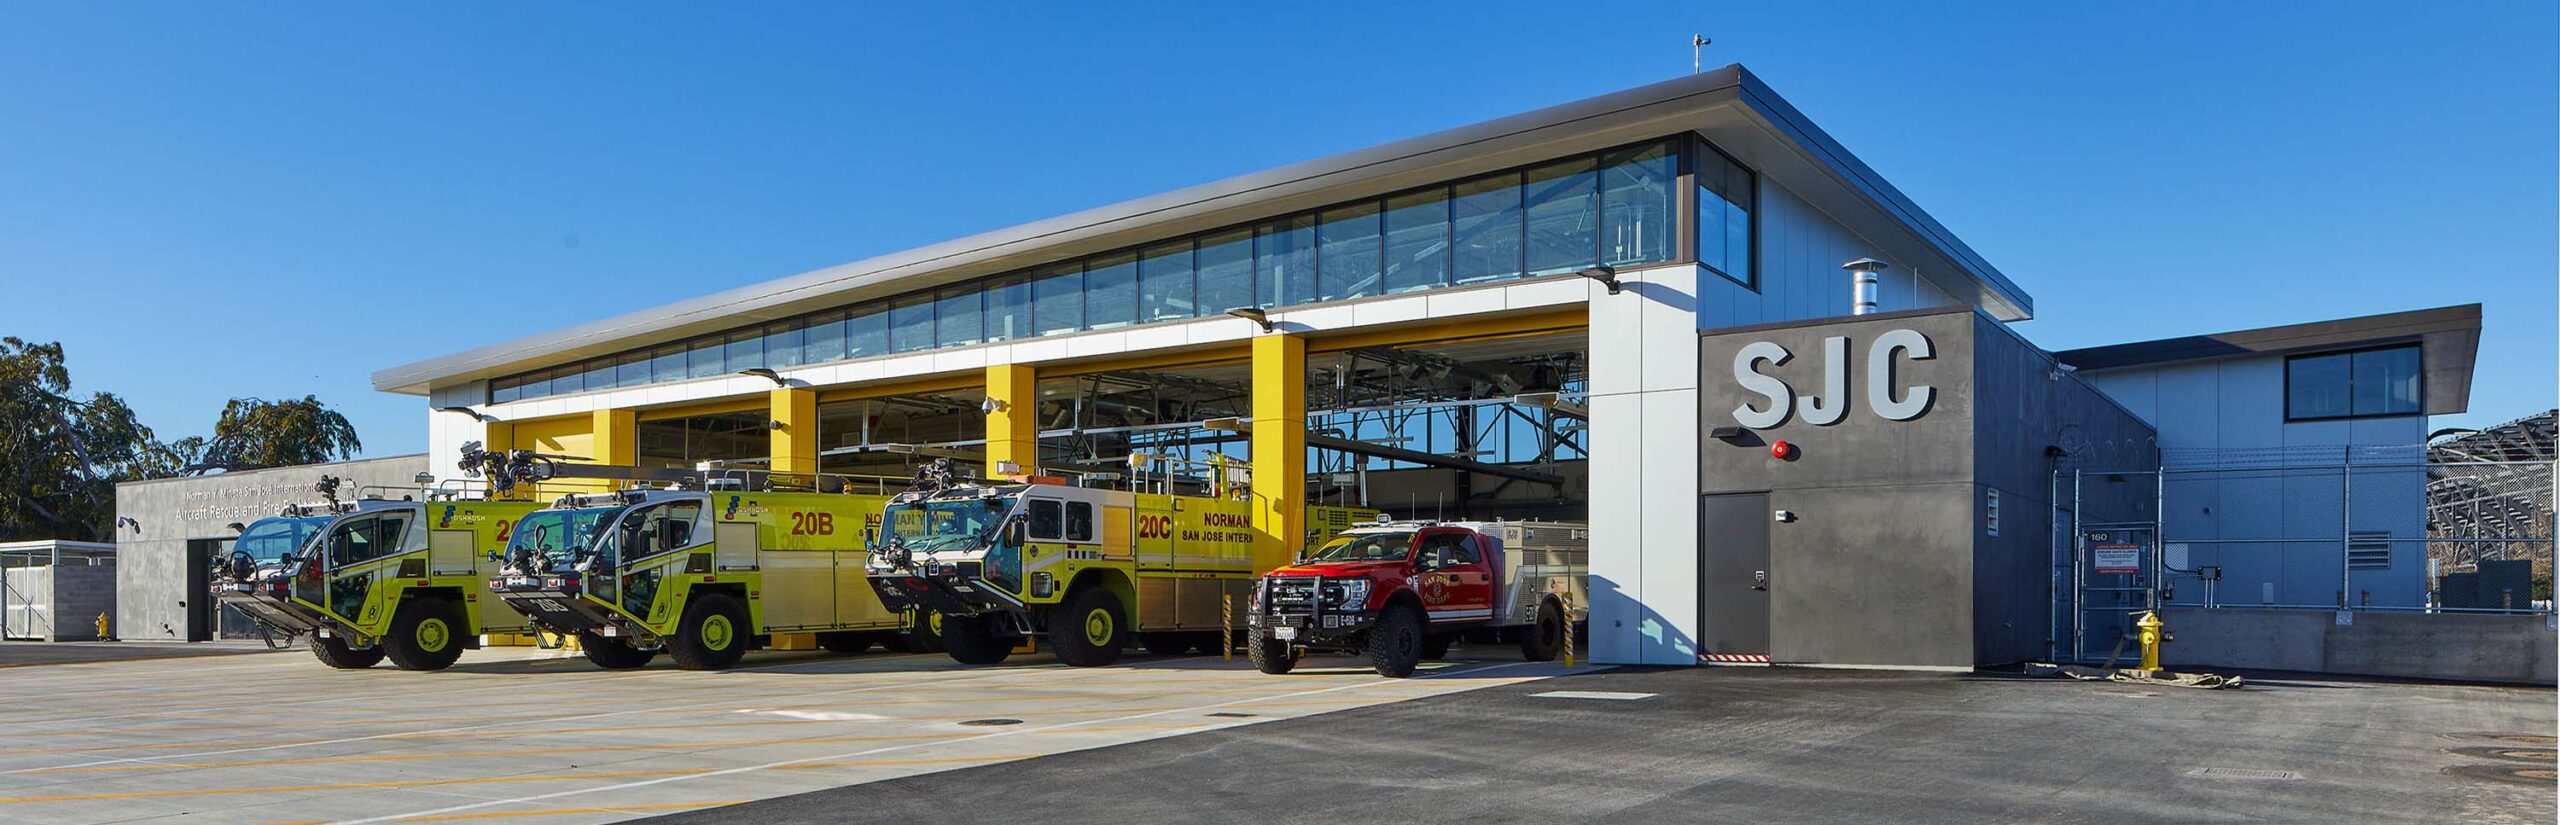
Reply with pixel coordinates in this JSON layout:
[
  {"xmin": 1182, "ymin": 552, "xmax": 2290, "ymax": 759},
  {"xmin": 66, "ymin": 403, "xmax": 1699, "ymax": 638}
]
[
  {"xmin": 385, "ymin": 800, "xmax": 751, "ymax": 822},
  {"xmin": 0, "ymin": 768, "xmax": 704, "ymax": 804},
  {"xmin": 22, "ymin": 732, "xmax": 971, "ymax": 774}
]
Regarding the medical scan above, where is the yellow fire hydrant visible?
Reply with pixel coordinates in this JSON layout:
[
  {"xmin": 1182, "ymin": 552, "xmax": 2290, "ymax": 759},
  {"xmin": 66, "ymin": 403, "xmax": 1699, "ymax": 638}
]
[
  {"xmin": 2135, "ymin": 611, "xmax": 2165, "ymax": 673},
  {"xmin": 94, "ymin": 612, "xmax": 112, "ymax": 641}
]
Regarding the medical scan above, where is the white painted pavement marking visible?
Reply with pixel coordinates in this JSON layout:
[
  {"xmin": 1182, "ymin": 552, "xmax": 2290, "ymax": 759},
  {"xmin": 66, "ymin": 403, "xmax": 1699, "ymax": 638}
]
[
  {"xmin": 1529, "ymin": 690, "xmax": 1655, "ymax": 700},
  {"xmin": 334, "ymin": 660, "xmax": 1591, "ymax": 824}
]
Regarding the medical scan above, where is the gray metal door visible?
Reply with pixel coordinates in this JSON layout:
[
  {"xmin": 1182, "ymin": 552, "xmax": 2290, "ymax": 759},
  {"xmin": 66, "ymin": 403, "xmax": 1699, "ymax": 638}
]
[{"xmin": 1698, "ymin": 493, "xmax": 1770, "ymax": 658}]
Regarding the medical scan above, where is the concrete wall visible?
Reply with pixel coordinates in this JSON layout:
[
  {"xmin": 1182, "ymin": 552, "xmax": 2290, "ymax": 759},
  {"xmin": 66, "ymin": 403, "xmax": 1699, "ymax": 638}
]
[
  {"xmin": 2083, "ymin": 356, "xmax": 2430, "ymax": 609},
  {"xmin": 1698, "ymin": 308, "xmax": 1984, "ymax": 669},
  {"xmin": 1967, "ymin": 315, "xmax": 2158, "ymax": 664},
  {"xmin": 114, "ymin": 455, "xmax": 428, "ymax": 642},
  {"xmin": 2162, "ymin": 607, "xmax": 2557, "ymax": 685}
]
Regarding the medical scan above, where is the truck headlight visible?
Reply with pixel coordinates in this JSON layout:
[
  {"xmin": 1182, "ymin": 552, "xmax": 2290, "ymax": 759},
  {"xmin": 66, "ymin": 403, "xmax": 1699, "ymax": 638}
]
[{"xmin": 1325, "ymin": 579, "xmax": 1370, "ymax": 608}]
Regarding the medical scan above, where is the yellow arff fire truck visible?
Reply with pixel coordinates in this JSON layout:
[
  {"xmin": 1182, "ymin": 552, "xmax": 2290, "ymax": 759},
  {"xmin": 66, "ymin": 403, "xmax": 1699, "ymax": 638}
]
[
  {"xmin": 490, "ymin": 487, "xmax": 911, "ymax": 670},
  {"xmin": 865, "ymin": 465, "xmax": 1376, "ymax": 667},
  {"xmin": 214, "ymin": 478, "xmax": 545, "ymax": 671}
]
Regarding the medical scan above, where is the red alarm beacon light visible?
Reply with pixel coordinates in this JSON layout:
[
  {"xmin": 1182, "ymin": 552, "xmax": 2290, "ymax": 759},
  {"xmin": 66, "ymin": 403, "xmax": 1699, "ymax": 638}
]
[{"xmin": 1770, "ymin": 440, "xmax": 1795, "ymax": 460}]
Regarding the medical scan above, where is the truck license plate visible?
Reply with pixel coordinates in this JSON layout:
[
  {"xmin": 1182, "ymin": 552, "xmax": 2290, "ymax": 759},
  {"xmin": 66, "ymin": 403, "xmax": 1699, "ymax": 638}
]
[
  {"xmin": 504, "ymin": 576, "xmax": 536, "ymax": 588},
  {"xmin": 1273, "ymin": 627, "xmax": 1297, "ymax": 640}
]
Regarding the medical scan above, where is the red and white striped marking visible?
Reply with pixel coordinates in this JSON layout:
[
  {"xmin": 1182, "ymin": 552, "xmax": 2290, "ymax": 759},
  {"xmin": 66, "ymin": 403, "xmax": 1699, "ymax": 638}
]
[{"xmin": 1700, "ymin": 653, "xmax": 1770, "ymax": 665}]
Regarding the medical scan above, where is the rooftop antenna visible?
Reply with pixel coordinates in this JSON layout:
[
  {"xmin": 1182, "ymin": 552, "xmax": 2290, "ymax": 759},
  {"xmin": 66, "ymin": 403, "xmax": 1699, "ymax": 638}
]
[{"xmin": 1693, "ymin": 34, "xmax": 1712, "ymax": 74}]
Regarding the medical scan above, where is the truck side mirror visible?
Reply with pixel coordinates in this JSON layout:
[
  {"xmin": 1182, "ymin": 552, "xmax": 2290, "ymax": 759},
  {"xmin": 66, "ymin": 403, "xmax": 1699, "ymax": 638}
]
[
  {"xmin": 864, "ymin": 527, "xmax": 879, "ymax": 549},
  {"xmin": 1005, "ymin": 520, "xmax": 1026, "ymax": 546}
]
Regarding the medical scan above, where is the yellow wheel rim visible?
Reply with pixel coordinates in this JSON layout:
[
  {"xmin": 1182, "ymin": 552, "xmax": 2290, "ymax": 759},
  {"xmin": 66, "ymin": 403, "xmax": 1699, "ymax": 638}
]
[
  {"xmin": 926, "ymin": 612, "xmax": 944, "ymax": 636},
  {"xmin": 702, "ymin": 613, "xmax": 735, "ymax": 651},
  {"xmin": 1082, "ymin": 607, "xmax": 1113, "ymax": 647},
  {"xmin": 417, "ymin": 617, "xmax": 450, "ymax": 653}
]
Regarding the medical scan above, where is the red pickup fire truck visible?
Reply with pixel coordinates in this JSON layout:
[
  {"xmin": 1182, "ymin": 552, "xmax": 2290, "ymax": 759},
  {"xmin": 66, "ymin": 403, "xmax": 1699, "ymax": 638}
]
[{"xmin": 1247, "ymin": 519, "xmax": 1587, "ymax": 677}]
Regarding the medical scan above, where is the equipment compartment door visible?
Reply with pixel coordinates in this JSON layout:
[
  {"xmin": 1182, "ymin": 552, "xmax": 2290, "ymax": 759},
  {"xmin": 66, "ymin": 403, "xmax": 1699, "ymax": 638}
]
[{"xmin": 1697, "ymin": 492, "xmax": 1771, "ymax": 660}]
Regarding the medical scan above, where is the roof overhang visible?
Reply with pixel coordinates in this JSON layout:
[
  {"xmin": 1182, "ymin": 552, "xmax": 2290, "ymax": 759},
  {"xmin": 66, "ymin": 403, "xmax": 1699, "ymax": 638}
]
[
  {"xmin": 2055, "ymin": 304, "xmax": 2482, "ymax": 416},
  {"xmin": 375, "ymin": 64, "xmax": 2031, "ymax": 396}
]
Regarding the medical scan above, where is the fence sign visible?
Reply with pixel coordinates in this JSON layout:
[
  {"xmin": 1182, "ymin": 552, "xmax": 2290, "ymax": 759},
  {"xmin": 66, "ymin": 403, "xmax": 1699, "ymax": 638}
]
[{"xmin": 2088, "ymin": 532, "xmax": 2142, "ymax": 575}]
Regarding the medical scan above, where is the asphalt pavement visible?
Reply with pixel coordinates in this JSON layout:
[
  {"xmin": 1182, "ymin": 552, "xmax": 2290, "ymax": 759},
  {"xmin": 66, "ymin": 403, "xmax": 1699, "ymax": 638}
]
[{"xmin": 652, "ymin": 664, "xmax": 2557, "ymax": 825}]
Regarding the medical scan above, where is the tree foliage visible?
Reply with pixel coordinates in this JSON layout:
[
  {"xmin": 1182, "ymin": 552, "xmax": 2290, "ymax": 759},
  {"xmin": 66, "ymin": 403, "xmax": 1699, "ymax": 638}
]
[
  {"xmin": 0, "ymin": 339, "xmax": 365, "ymax": 541},
  {"xmin": 0, "ymin": 338, "xmax": 186, "ymax": 541},
  {"xmin": 197, "ymin": 396, "xmax": 364, "ymax": 471}
]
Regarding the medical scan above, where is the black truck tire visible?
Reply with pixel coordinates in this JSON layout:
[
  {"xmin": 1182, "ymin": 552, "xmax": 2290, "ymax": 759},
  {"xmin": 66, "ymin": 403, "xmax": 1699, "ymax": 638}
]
[
  {"xmin": 1048, "ymin": 587, "xmax": 1128, "ymax": 667},
  {"xmin": 309, "ymin": 634, "xmax": 384, "ymax": 669},
  {"xmin": 1139, "ymin": 632, "xmax": 1192, "ymax": 656},
  {"xmin": 1519, "ymin": 598, "xmax": 1566, "ymax": 662},
  {"xmin": 889, "ymin": 611, "xmax": 945, "ymax": 653},
  {"xmin": 817, "ymin": 631, "xmax": 880, "ymax": 653},
  {"xmin": 1247, "ymin": 625, "xmax": 1295, "ymax": 674},
  {"xmin": 940, "ymin": 613, "xmax": 1013, "ymax": 665},
  {"xmin": 382, "ymin": 598, "xmax": 468, "ymax": 671},
  {"xmin": 667, "ymin": 592, "xmax": 750, "ymax": 671},
  {"xmin": 579, "ymin": 632, "xmax": 655, "ymax": 669},
  {"xmin": 1367, "ymin": 605, "xmax": 1426, "ymax": 678},
  {"xmin": 1421, "ymin": 633, "xmax": 1452, "ymax": 660}
]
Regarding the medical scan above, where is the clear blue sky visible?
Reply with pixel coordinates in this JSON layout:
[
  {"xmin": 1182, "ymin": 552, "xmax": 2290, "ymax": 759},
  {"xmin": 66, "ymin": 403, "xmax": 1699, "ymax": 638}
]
[{"xmin": 2, "ymin": 2, "xmax": 2551, "ymax": 457}]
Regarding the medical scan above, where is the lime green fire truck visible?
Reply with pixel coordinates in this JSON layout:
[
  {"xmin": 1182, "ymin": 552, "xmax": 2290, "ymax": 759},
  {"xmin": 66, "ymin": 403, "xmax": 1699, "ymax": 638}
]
[
  {"xmin": 865, "ymin": 468, "xmax": 1376, "ymax": 667},
  {"xmin": 214, "ymin": 479, "xmax": 546, "ymax": 671},
  {"xmin": 489, "ymin": 487, "xmax": 912, "ymax": 670}
]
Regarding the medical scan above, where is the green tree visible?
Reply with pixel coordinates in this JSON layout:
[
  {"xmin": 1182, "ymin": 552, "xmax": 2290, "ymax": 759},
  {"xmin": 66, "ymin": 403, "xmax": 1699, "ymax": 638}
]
[
  {"xmin": 195, "ymin": 395, "xmax": 363, "ymax": 471},
  {"xmin": 0, "ymin": 337, "xmax": 184, "ymax": 541}
]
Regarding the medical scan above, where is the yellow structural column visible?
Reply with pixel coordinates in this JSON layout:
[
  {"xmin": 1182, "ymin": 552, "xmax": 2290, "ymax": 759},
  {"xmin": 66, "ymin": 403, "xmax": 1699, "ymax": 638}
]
[
  {"xmin": 1249, "ymin": 333, "xmax": 1306, "ymax": 575},
  {"xmin": 984, "ymin": 364, "xmax": 1038, "ymax": 478},
  {"xmin": 590, "ymin": 409, "xmax": 637, "ymax": 466},
  {"xmin": 770, "ymin": 387, "xmax": 819, "ymax": 474}
]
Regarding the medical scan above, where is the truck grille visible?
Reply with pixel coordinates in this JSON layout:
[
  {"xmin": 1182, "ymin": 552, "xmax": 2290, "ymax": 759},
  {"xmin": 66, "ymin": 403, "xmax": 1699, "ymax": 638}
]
[{"xmin": 1263, "ymin": 576, "xmax": 1359, "ymax": 615}]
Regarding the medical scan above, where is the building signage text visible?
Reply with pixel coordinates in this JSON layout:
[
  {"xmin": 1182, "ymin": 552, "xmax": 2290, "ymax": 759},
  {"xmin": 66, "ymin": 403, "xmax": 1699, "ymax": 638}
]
[{"xmin": 1731, "ymin": 328, "xmax": 1935, "ymax": 429}]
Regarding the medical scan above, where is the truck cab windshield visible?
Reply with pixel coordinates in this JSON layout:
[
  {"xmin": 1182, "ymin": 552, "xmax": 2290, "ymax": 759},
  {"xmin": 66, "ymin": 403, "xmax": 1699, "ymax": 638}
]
[
  {"xmin": 884, "ymin": 499, "xmax": 1008, "ymax": 548},
  {"xmin": 1307, "ymin": 531, "xmax": 1416, "ymax": 562},
  {"xmin": 234, "ymin": 515, "xmax": 334, "ymax": 563},
  {"xmin": 509, "ymin": 506, "xmax": 620, "ymax": 569}
]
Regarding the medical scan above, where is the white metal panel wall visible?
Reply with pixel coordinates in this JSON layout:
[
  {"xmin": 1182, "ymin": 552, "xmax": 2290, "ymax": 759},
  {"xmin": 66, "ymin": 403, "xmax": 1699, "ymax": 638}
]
[
  {"xmin": 1587, "ymin": 263, "xmax": 1703, "ymax": 665},
  {"xmin": 1700, "ymin": 181, "xmax": 1955, "ymax": 329},
  {"xmin": 427, "ymin": 381, "xmax": 492, "ymax": 485}
]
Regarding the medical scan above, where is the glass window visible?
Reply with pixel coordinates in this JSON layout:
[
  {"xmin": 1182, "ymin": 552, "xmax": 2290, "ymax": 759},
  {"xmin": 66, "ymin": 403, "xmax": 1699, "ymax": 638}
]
[
  {"xmin": 1139, "ymin": 240, "xmax": 1196, "ymax": 323},
  {"xmin": 1383, "ymin": 188, "xmax": 1450, "ymax": 294},
  {"xmin": 686, "ymin": 338, "xmax": 724, "ymax": 379},
  {"xmin": 1601, "ymin": 141, "xmax": 1676, "ymax": 267},
  {"xmin": 725, "ymin": 330, "xmax": 764, "ymax": 372},
  {"xmin": 615, "ymin": 353, "xmax": 650, "ymax": 388},
  {"xmin": 1317, "ymin": 201, "xmax": 1383, "ymax": 302},
  {"xmin": 1028, "ymin": 499, "xmax": 1063, "ymax": 540},
  {"xmin": 1032, "ymin": 262, "xmax": 1083, "ymax": 336},
  {"xmin": 1524, "ymin": 156, "xmax": 1598, "ymax": 276},
  {"xmin": 890, "ymin": 294, "xmax": 936, "ymax": 353},
  {"xmin": 1084, "ymin": 252, "xmax": 1138, "ymax": 330},
  {"xmin": 1195, "ymin": 228, "xmax": 1255, "ymax": 315},
  {"xmin": 763, "ymin": 322, "xmax": 805, "ymax": 369},
  {"xmin": 1698, "ymin": 145, "xmax": 1753, "ymax": 285},
  {"xmin": 2291, "ymin": 346, "xmax": 2421, "ymax": 419},
  {"xmin": 2285, "ymin": 352, "xmax": 2352, "ymax": 419},
  {"xmin": 492, "ymin": 377, "xmax": 522, "ymax": 404},
  {"xmin": 1451, "ymin": 171, "xmax": 1523, "ymax": 284},
  {"xmin": 650, "ymin": 345, "xmax": 685, "ymax": 384},
  {"xmin": 936, "ymin": 286, "xmax": 983, "ymax": 347},
  {"xmin": 1255, "ymin": 215, "xmax": 1315, "ymax": 308},
  {"xmin": 580, "ymin": 361, "xmax": 616, "ymax": 393},
  {"xmin": 803, "ymin": 311, "xmax": 848, "ymax": 364},
  {"xmin": 983, "ymin": 276, "xmax": 1031, "ymax": 342},
  {"xmin": 2353, "ymin": 346, "xmax": 2422, "ymax": 416},
  {"xmin": 846, "ymin": 304, "xmax": 889, "ymax": 359},
  {"xmin": 1065, "ymin": 501, "xmax": 1095, "ymax": 543}
]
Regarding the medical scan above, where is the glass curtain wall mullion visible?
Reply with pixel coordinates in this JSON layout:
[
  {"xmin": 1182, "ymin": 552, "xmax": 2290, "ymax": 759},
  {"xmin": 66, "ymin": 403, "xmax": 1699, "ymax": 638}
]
[
  {"xmin": 487, "ymin": 136, "xmax": 1695, "ymax": 402},
  {"xmin": 936, "ymin": 285, "xmax": 984, "ymax": 348},
  {"xmin": 1139, "ymin": 239, "xmax": 1197, "ymax": 324},
  {"xmin": 1032, "ymin": 262, "xmax": 1083, "ymax": 336},
  {"xmin": 1523, "ymin": 156, "xmax": 1598, "ymax": 277},
  {"xmin": 1317, "ymin": 201, "xmax": 1384, "ymax": 303},
  {"xmin": 1085, "ymin": 251, "xmax": 1138, "ymax": 330},
  {"xmin": 1382, "ymin": 187, "xmax": 1450, "ymax": 294}
]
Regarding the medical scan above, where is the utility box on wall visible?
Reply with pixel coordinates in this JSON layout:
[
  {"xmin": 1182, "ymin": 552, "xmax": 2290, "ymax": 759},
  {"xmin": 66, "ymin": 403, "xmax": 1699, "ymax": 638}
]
[{"xmin": 1697, "ymin": 307, "xmax": 2158, "ymax": 669}]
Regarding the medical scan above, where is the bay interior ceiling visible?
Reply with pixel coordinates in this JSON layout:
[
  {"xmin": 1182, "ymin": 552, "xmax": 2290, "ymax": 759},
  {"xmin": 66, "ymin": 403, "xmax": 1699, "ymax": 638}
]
[{"xmin": 650, "ymin": 328, "xmax": 1593, "ymax": 515}]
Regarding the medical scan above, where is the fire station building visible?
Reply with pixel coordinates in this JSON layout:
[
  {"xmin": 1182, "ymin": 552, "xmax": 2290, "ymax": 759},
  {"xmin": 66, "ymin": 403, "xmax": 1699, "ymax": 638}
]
[{"xmin": 374, "ymin": 65, "xmax": 2486, "ymax": 671}]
